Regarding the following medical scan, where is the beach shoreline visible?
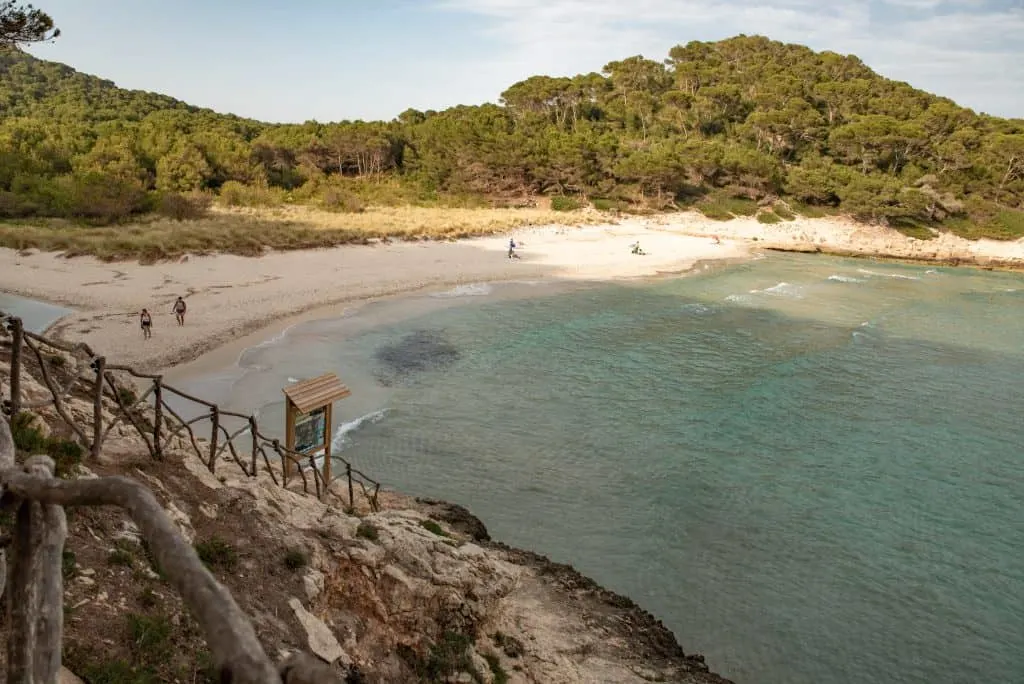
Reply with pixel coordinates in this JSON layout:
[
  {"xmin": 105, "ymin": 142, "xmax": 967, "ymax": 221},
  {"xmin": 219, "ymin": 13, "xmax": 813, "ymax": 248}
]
[{"xmin": 2, "ymin": 211, "xmax": 1023, "ymax": 373}]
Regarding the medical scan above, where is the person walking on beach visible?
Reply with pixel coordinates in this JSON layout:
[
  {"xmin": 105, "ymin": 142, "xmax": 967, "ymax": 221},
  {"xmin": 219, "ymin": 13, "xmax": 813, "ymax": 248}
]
[
  {"xmin": 140, "ymin": 308, "xmax": 152, "ymax": 339},
  {"xmin": 508, "ymin": 237, "xmax": 516, "ymax": 259},
  {"xmin": 172, "ymin": 296, "xmax": 187, "ymax": 326}
]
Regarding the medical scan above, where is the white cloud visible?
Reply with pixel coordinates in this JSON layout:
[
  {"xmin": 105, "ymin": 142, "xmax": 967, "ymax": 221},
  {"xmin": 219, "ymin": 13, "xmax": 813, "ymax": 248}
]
[{"xmin": 437, "ymin": 0, "xmax": 1024, "ymax": 117}]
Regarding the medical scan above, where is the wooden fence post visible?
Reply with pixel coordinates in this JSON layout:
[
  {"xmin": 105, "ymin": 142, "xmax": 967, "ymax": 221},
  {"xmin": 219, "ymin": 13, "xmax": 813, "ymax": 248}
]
[
  {"xmin": 153, "ymin": 376, "xmax": 163, "ymax": 459},
  {"xmin": 248, "ymin": 417, "xmax": 258, "ymax": 477},
  {"xmin": 208, "ymin": 406, "xmax": 219, "ymax": 473},
  {"xmin": 8, "ymin": 316, "xmax": 23, "ymax": 416},
  {"xmin": 274, "ymin": 439, "xmax": 286, "ymax": 486},
  {"xmin": 346, "ymin": 463, "xmax": 354, "ymax": 510},
  {"xmin": 91, "ymin": 356, "xmax": 105, "ymax": 460}
]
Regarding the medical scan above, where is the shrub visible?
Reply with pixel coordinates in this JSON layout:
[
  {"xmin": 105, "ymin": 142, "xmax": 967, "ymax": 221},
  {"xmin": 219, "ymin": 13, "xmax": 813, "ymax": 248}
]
[
  {"xmin": 792, "ymin": 201, "xmax": 841, "ymax": 219},
  {"xmin": 61, "ymin": 173, "xmax": 149, "ymax": 225},
  {"xmin": 321, "ymin": 186, "xmax": 366, "ymax": 213},
  {"xmin": 945, "ymin": 205, "xmax": 1024, "ymax": 241},
  {"xmin": 356, "ymin": 521, "xmax": 379, "ymax": 541},
  {"xmin": 757, "ymin": 211, "xmax": 782, "ymax": 224},
  {"xmin": 550, "ymin": 196, "xmax": 582, "ymax": 212},
  {"xmin": 62, "ymin": 549, "xmax": 78, "ymax": 579},
  {"xmin": 193, "ymin": 537, "xmax": 237, "ymax": 571},
  {"xmin": 283, "ymin": 549, "xmax": 308, "ymax": 571},
  {"xmin": 77, "ymin": 659, "xmax": 149, "ymax": 684},
  {"xmin": 10, "ymin": 412, "xmax": 83, "ymax": 478},
  {"xmin": 109, "ymin": 540, "xmax": 136, "ymax": 567},
  {"xmin": 420, "ymin": 519, "xmax": 449, "ymax": 538},
  {"xmin": 10, "ymin": 411, "xmax": 48, "ymax": 453},
  {"xmin": 892, "ymin": 219, "xmax": 936, "ymax": 240},
  {"xmin": 156, "ymin": 191, "xmax": 212, "ymax": 221},
  {"xmin": 218, "ymin": 180, "xmax": 248, "ymax": 207},
  {"xmin": 138, "ymin": 587, "xmax": 159, "ymax": 610},
  {"xmin": 773, "ymin": 204, "xmax": 796, "ymax": 221},
  {"xmin": 127, "ymin": 613, "xmax": 173, "ymax": 665},
  {"xmin": 117, "ymin": 387, "xmax": 138, "ymax": 406},
  {"xmin": 218, "ymin": 181, "xmax": 284, "ymax": 208},
  {"xmin": 484, "ymin": 653, "xmax": 509, "ymax": 684},
  {"xmin": 403, "ymin": 631, "xmax": 480, "ymax": 682},
  {"xmin": 698, "ymin": 194, "xmax": 759, "ymax": 220},
  {"xmin": 0, "ymin": 190, "xmax": 39, "ymax": 218}
]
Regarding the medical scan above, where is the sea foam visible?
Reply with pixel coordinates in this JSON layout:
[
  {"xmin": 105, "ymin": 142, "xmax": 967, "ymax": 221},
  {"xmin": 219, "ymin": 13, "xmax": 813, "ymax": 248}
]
[
  {"xmin": 827, "ymin": 274, "xmax": 865, "ymax": 284},
  {"xmin": 857, "ymin": 268, "xmax": 921, "ymax": 281},
  {"xmin": 432, "ymin": 283, "xmax": 493, "ymax": 298},
  {"xmin": 331, "ymin": 408, "xmax": 390, "ymax": 452},
  {"xmin": 754, "ymin": 282, "xmax": 804, "ymax": 298}
]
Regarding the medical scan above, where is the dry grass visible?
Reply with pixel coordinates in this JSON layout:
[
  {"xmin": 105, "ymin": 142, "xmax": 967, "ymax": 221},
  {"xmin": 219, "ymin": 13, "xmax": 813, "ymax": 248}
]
[{"xmin": 0, "ymin": 205, "xmax": 602, "ymax": 262}]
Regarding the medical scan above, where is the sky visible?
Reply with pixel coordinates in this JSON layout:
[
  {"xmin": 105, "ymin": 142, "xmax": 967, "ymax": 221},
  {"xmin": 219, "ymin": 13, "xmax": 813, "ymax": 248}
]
[{"xmin": 24, "ymin": 0, "xmax": 1024, "ymax": 123}]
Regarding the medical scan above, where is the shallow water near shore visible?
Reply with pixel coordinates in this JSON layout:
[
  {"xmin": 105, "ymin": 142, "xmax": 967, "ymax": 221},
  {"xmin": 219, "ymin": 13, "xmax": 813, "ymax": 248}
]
[
  {"xmin": 0, "ymin": 291, "xmax": 73, "ymax": 333},
  {"xmin": 179, "ymin": 253, "xmax": 1024, "ymax": 684}
]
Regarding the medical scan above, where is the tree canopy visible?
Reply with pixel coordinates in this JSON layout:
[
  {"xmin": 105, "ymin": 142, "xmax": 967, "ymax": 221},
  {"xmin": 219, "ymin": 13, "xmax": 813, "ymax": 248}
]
[
  {"xmin": 0, "ymin": 1, "xmax": 58, "ymax": 46},
  {"xmin": 1, "ymin": 34, "xmax": 1022, "ymax": 236}
]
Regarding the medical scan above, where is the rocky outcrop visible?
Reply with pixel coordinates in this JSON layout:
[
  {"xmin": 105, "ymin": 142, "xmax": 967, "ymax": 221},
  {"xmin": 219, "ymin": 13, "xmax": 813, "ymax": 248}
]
[
  {"xmin": 652, "ymin": 212, "xmax": 1024, "ymax": 270},
  {"xmin": 1, "ymin": 350, "xmax": 732, "ymax": 683}
]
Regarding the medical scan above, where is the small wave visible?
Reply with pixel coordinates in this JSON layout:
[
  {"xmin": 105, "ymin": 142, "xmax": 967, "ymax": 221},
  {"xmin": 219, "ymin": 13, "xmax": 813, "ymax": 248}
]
[
  {"xmin": 287, "ymin": 376, "xmax": 300, "ymax": 383},
  {"xmin": 827, "ymin": 274, "xmax": 865, "ymax": 284},
  {"xmin": 856, "ymin": 268, "xmax": 921, "ymax": 281},
  {"xmin": 750, "ymin": 282, "xmax": 804, "ymax": 298},
  {"xmin": 724, "ymin": 294, "xmax": 751, "ymax": 303},
  {"xmin": 432, "ymin": 283, "xmax": 493, "ymax": 298},
  {"xmin": 681, "ymin": 303, "xmax": 715, "ymax": 315},
  {"xmin": 331, "ymin": 408, "xmax": 390, "ymax": 452}
]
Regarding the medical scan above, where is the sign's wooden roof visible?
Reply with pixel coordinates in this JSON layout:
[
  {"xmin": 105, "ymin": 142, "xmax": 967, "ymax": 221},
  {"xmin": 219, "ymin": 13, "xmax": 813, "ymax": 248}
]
[{"xmin": 282, "ymin": 373, "xmax": 351, "ymax": 413}]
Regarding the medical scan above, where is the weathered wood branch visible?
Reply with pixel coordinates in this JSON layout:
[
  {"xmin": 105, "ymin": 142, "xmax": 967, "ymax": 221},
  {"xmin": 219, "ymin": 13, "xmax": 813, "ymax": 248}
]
[
  {"xmin": 28, "ymin": 455, "xmax": 66, "ymax": 684},
  {"xmin": 159, "ymin": 400, "xmax": 206, "ymax": 463},
  {"xmin": 0, "ymin": 467, "xmax": 281, "ymax": 683},
  {"xmin": 91, "ymin": 356, "xmax": 105, "ymax": 460},
  {"xmin": 25, "ymin": 336, "xmax": 89, "ymax": 447},
  {"xmin": 102, "ymin": 372, "xmax": 154, "ymax": 457}
]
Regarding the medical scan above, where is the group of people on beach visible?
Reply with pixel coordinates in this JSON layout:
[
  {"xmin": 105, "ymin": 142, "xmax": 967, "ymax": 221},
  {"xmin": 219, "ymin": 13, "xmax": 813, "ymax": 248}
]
[{"xmin": 139, "ymin": 296, "xmax": 187, "ymax": 339}]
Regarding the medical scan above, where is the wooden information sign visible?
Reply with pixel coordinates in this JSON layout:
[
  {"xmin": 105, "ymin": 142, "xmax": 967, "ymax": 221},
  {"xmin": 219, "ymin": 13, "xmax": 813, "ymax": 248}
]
[{"xmin": 282, "ymin": 373, "xmax": 351, "ymax": 483}]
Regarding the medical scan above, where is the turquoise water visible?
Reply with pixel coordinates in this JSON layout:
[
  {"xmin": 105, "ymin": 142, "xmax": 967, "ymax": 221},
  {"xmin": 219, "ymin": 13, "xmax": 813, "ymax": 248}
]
[
  {"xmin": 0, "ymin": 291, "xmax": 72, "ymax": 333},
  {"xmin": 186, "ymin": 255, "xmax": 1024, "ymax": 684}
]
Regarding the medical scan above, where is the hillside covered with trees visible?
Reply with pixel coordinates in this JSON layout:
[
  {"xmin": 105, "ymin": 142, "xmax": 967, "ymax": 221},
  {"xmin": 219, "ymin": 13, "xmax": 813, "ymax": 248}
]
[{"xmin": 2, "ymin": 35, "xmax": 1023, "ymax": 238}]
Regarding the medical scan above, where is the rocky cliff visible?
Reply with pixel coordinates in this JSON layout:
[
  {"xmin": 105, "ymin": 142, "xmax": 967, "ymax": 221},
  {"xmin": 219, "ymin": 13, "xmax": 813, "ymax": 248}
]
[{"xmin": 1, "ymin": 359, "xmax": 733, "ymax": 683}]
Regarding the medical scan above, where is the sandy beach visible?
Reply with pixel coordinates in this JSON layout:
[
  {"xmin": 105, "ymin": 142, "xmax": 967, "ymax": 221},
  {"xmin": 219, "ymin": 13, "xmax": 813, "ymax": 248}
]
[{"xmin": 2, "ymin": 211, "xmax": 1023, "ymax": 372}]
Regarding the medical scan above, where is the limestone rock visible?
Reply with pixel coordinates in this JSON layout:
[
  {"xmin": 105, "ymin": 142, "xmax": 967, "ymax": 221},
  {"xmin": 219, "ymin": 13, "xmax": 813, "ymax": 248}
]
[
  {"xmin": 164, "ymin": 499, "xmax": 195, "ymax": 544},
  {"xmin": 303, "ymin": 569, "xmax": 325, "ymax": 602},
  {"xmin": 288, "ymin": 597, "xmax": 349, "ymax": 665},
  {"xmin": 58, "ymin": 667, "xmax": 85, "ymax": 684}
]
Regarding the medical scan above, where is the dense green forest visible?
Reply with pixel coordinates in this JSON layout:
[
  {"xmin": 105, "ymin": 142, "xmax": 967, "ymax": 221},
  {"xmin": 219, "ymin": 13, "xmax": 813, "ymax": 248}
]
[{"xmin": 2, "ymin": 35, "xmax": 1023, "ymax": 237}]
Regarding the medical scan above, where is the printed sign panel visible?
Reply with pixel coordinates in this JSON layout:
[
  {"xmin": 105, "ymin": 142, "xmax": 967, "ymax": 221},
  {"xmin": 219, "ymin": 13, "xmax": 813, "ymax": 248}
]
[{"xmin": 294, "ymin": 406, "xmax": 327, "ymax": 454}]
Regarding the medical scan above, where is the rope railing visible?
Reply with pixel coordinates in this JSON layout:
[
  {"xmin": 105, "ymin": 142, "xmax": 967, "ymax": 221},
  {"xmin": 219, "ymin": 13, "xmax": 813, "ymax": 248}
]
[{"xmin": 0, "ymin": 311, "xmax": 381, "ymax": 513}]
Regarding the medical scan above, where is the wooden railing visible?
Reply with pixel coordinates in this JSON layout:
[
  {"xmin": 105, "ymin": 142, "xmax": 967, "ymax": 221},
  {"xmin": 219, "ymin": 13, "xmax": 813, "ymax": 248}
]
[
  {"xmin": 0, "ymin": 415, "xmax": 344, "ymax": 683},
  {"xmin": 0, "ymin": 312, "xmax": 381, "ymax": 512}
]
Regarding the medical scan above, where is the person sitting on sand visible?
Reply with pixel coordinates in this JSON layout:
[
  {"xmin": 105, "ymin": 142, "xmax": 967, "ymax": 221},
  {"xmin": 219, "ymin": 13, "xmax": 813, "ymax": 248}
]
[
  {"xmin": 630, "ymin": 241, "xmax": 646, "ymax": 255},
  {"xmin": 172, "ymin": 296, "xmax": 187, "ymax": 326},
  {"xmin": 140, "ymin": 308, "xmax": 152, "ymax": 339}
]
